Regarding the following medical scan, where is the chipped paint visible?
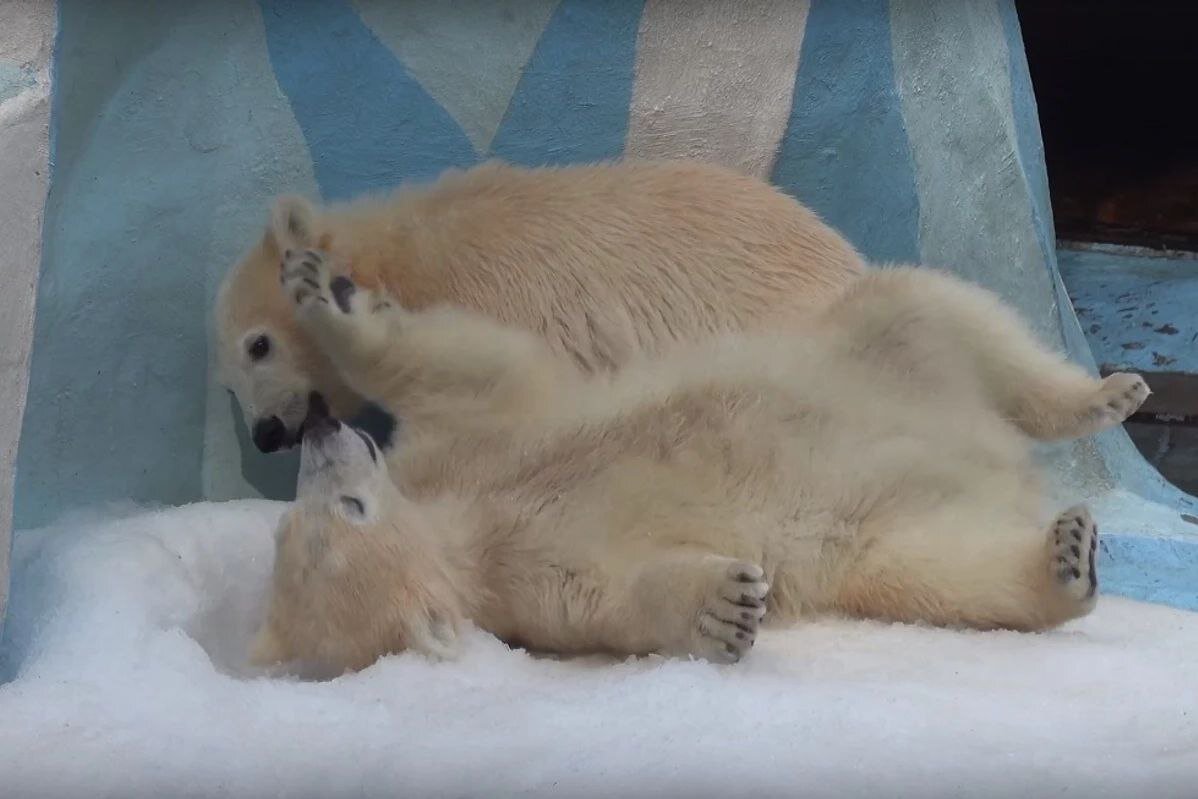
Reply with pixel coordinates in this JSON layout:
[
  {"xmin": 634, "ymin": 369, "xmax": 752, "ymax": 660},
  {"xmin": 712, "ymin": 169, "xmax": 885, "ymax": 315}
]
[{"xmin": 1060, "ymin": 247, "xmax": 1198, "ymax": 378}]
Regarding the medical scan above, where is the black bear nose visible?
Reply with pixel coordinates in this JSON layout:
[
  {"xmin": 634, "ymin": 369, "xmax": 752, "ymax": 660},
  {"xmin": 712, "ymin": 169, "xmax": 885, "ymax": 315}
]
[{"xmin": 252, "ymin": 416, "xmax": 287, "ymax": 453}]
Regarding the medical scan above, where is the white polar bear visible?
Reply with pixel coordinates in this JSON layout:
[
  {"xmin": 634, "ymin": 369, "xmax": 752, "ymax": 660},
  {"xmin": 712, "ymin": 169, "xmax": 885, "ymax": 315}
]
[
  {"xmin": 251, "ymin": 250, "xmax": 1148, "ymax": 674},
  {"xmin": 214, "ymin": 160, "xmax": 864, "ymax": 453}
]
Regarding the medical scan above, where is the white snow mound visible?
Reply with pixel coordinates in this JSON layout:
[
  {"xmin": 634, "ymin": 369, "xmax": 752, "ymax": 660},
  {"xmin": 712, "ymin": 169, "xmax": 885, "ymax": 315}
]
[{"xmin": 1, "ymin": 501, "xmax": 1196, "ymax": 798}]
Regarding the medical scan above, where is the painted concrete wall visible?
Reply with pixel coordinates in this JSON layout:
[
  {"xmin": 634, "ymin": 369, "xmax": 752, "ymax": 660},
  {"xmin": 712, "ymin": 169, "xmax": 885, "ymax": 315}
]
[
  {"xmin": 0, "ymin": 0, "xmax": 54, "ymax": 631},
  {"xmin": 6, "ymin": 0, "xmax": 1197, "ymax": 622}
]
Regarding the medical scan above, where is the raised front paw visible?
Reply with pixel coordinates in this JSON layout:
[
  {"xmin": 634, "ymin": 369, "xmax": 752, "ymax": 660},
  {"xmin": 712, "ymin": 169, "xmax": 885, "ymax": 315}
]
[
  {"xmin": 280, "ymin": 248, "xmax": 337, "ymax": 311},
  {"xmin": 693, "ymin": 558, "xmax": 769, "ymax": 664},
  {"xmin": 280, "ymin": 250, "xmax": 394, "ymax": 321},
  {"xmin": 1077, "ymin": 372, "xmax": 1150, "ymax": 435},
  {"xmin": 1095, "ymin": 373, "xmax": 1150, "ymax": 425}
]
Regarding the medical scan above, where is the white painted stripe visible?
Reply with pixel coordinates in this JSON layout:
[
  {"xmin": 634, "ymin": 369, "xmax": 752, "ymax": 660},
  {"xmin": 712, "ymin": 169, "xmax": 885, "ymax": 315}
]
[
  {"xmin": 889, "ymin": 0, "xmax": 1058, "ymax": 342},
  {"xmin": 627, "ymin": 0, "xmax": 810, "ymax": 178},
  {"xmin": 0, "ymin": 0, "xmax": 55, "ymax": 620}
]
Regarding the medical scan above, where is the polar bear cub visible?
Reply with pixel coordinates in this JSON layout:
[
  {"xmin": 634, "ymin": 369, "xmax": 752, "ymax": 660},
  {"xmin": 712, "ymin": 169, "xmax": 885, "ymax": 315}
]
[
  {"xmin": 214, "ymin": 160, "xmax": 864, "ymax": 453},
  {"xmin": 252, "ymin": 251, "xmax": 1148, "ymax": 673}
]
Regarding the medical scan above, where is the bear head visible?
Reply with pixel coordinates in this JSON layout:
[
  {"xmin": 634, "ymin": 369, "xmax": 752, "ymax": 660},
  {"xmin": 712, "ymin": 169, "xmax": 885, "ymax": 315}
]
[
  {"xmin": 214, "ymin": 196, "xmax": 363, "ymax": 453},
  {"xmin": 250, "ymin": 396, "xmax": 461, "ymax": 676}
]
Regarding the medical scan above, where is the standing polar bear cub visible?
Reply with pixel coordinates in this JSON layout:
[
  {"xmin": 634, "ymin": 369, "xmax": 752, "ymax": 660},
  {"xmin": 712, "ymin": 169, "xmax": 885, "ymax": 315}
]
[
  {"xmin": 251, "ymin": 250, "xmax": 1149, "ymax": 674},
  {"xmin": 214, "ymin": 160, "xmax": 864, "ymax": 454}
]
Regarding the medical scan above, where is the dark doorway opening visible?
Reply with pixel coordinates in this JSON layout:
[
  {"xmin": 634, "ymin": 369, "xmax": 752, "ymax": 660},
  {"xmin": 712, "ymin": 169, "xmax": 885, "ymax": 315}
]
[{"xmin": 1016, "ymin": 0, "xmax": 1198, "ymax": 251}]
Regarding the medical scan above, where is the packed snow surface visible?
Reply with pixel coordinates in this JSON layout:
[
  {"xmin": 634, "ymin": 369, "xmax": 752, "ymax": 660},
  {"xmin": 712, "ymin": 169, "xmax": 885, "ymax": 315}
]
[{"xmin": 1, "ymin": 501, "xmax": 1196, "ymax": 798}]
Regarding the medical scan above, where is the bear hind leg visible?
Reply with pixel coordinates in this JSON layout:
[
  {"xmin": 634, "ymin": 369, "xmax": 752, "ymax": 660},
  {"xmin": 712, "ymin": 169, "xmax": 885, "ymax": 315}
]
[
  {"xmin": 593, "ymin": 550, "xmax": 770, "ymax": 663},
  {"xmin": 835, "ymin": 504, "xmax": 1100, "ymax": 632}
]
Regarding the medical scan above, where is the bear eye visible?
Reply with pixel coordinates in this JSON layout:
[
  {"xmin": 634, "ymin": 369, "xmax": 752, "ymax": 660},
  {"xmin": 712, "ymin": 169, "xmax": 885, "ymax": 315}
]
[
  {"xmin": 247, "ymin": 334, "xmax": 271, "ymax": 361},
  {"xmin": 340, "ymin": 496, "xmax": 366, "ymax": 518}
]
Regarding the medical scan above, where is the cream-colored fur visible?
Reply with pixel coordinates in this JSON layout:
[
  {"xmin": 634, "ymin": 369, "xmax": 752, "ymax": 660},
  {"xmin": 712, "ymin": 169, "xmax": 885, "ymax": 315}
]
[
  {"xmin": 214, "ymin": 159, "xmax": 864, "ymax": 449},
  {"xmin": 252, "ymin": 258, "xmax": 1149, "ymax": 674}
]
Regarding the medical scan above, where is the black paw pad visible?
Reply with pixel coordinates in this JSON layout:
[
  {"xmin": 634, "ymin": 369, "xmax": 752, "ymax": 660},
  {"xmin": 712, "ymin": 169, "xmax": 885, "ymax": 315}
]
[{"xmin": 330, "ymin": 276, "xmax": 356, "ymax": 313}]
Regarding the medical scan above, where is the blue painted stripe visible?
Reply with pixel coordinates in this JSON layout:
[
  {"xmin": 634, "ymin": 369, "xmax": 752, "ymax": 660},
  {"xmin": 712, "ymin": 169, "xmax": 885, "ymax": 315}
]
[
  {"xmin": 257, "ymin": 0, "xmax": 477, "ymax": 200},
  {"xmin": 489, "ymin": 0, "xmax": 643, "ymax": 167},
  {"xmin": 16, "ymin": 1, "xmax": 214, "ymax": 529},
  {"xmin": 771, "ymin": 0, "xmax": 920, "ymax": 265},
  {"xmin": 1102, "ymin": 534, "xmax": 1198, "ymax": 612}
]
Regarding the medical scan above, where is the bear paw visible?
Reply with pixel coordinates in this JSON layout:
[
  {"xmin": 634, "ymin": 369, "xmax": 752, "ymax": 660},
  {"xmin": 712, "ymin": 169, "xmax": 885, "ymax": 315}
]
[
  {"xmin": 280, "ymin": 248, "xmax": 337, "ymax": 311},
  {"xmin": 1085, "ymin": 373, "xmax": 1150, "ymax": 432},
  {"xmin": 1049, "ymin": 505, "xmax": 1098, "ymax": 605},
  {"xmin": 693, "ymin": 559, "xmax": 769, "ymax": 664},
  {"xmin": 280, "ymin": 249, "xmax": 393, "ymax": 321}
]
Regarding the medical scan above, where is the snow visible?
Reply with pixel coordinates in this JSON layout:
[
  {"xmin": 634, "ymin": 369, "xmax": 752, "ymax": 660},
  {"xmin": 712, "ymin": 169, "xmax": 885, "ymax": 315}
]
[{"xmin": 1, "ymin": 501, "xmax": 1196, "ymax": 798}]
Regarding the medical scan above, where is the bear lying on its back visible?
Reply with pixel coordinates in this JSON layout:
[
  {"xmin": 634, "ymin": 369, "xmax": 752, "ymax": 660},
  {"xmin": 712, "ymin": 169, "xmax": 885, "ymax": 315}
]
[
  {"xmin": 213, "ymin": 160, "xmax": 865, "ymax": 454},
  {"xmin": 252, "ymin": 256, "xmax": 1148, "ymax": 675}
]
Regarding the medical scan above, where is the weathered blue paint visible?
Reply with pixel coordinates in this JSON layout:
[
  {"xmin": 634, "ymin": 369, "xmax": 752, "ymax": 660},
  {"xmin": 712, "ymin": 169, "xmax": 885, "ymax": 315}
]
[
  {"xmin": 489, "ymin": 0, "xmax": 643, "ymax": 167},
  {"xmin": 16, "ymin": 1, "xmax": 207, "ymax": 527},
  {"xmin": 258, "ymin": 0, "xmax": 477, "ymax": 200},
  {"xmin": 1059, "ymin": 248, "xmax": 1198, "ymax": 377},
  {"xmin": 351, "ymin": 0, "xmax": 560, "ymax": 153},
  {"xmin": 0, "ymin": 63, "xmax": 35, "ymax": 104},
  {"xmin": 1102, "ymin": 535, "xmax": 1198, "ymax": 612},
  {"xmin": 15, "ymin": 0, "xmax": 318, "ymax": 528},
  {"xmin": 771, "ymin": 0, "xmax": 920, "ymax": 265},
  {"xmin": 1052, "ymin": 246, "xmax": 1198, "ymax": 530}
]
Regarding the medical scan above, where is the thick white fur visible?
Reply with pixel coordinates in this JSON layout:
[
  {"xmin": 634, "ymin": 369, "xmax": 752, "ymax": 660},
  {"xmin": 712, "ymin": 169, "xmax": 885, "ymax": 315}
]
[
  {"xmin": 214, "ymin": 160, "xmax": 864, "ymax": 444},
  {"xmin": 253, "ymin": 259, "xmax": 1148, "ymax": 673}
]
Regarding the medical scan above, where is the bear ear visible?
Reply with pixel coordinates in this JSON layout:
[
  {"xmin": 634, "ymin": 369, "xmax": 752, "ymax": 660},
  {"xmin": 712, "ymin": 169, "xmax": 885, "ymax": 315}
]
[{"xmin": 269, "ymin": 195, "xmax": 316, "ymax": 250}]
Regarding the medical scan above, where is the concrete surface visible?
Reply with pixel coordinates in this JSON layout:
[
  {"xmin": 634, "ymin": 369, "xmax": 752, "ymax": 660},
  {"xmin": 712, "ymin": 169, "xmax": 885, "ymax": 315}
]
[
  {"xmin": 0, "ymin": 0, "xmax": 53, "ymax": 633},
  {"xmin": 627, "ymin": 0, "xmax": 810, "ymax": 178}
]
